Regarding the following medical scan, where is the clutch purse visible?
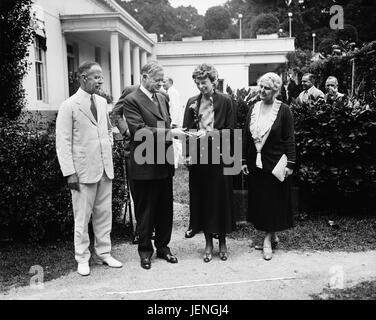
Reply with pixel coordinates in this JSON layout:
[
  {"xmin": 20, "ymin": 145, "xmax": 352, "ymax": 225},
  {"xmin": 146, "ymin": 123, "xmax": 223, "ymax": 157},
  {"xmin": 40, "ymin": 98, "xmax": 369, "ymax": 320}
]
[{"xmin": 272, "ymin": 154, "xmax": 287, "ymax": 182}]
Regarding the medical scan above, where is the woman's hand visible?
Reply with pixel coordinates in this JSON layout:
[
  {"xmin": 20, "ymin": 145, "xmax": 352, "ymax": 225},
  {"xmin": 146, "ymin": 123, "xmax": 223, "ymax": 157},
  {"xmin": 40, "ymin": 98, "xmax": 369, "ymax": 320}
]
[
  {"xmin": 184, "ymin": 156, "xmax": 193, "ymax": 169},
  {"xmin": 242, "ymin": 165, "xmax": 249, "ymax": 175},
  {"xmin": 285, "ymin": 168, "xmax": 293, "ymax": 178}
]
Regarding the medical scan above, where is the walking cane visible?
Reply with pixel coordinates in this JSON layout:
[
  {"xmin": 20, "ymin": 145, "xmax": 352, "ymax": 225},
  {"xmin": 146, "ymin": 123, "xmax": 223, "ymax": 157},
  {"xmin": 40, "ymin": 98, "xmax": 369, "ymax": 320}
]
[{"xmin": 123, "ymin": 157, "xmax": 137, "ymax": 244}]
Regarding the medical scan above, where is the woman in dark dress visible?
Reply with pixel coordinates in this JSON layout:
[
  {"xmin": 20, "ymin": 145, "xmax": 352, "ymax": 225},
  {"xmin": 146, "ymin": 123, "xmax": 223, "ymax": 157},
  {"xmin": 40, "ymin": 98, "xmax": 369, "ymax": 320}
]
[
  {"xmin": 183, "ymin": 63, "xmax": 235, "ymax": 262},
  {"xmin": 241, "ymin": 72, "xmax": 296, "ymax": 261}
]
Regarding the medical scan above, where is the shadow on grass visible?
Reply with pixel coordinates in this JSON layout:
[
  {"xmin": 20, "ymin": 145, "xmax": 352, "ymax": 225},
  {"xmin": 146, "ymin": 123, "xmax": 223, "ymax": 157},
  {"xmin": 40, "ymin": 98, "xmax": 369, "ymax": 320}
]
[
  {"xmin": 230, "ymin": 214, "xmax": 376, "ymax": 252},
  {"xmin": 311, "ymin": 279, "xmax": 376, "ymax": 300},
  {"xmin": 0, "ymin": 222, "xmax": 133, "ymax": 294}
]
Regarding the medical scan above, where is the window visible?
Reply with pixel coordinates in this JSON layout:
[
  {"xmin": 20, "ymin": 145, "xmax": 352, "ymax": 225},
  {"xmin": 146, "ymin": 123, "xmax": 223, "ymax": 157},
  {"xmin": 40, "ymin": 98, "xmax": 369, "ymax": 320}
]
[
  {"xmin": 67, "ymin": 43, "xmax": 79, "ymax": 96},
  {"xmin": 95, "ymin": 47, "xmax": 101, "ymax": 64},
  {"xmin": 217, "ymin": 79, "xmax": 224, "ymax": 93},
  {"xmin": 34, "ymin": 35, "xmax": 47, "ymax": 102}
]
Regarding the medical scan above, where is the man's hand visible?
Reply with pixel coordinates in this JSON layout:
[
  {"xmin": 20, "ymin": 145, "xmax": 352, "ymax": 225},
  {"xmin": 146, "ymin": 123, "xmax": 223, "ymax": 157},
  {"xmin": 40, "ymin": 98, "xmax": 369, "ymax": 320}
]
[
  {"xmin": 170, "ymin": 128, "xmax": 191, "ymax": 140},
  {"xmin": 67, "ymin": 173, "xmax": 79, "ymax": 191},
  {"xmin": 285, "ymin": 168, "xmax": 293, "ymax": 178},
  {"xmin": 241, "ymin": 165, "xmax": 249, "ymax": 175}
]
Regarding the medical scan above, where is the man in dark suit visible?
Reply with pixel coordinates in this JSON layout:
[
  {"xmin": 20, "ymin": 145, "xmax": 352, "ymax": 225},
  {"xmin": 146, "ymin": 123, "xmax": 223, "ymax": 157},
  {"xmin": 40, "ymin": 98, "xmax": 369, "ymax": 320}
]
[{"xmin": 115, "ymin": 61, "xmax": 186, "ymax": 270}]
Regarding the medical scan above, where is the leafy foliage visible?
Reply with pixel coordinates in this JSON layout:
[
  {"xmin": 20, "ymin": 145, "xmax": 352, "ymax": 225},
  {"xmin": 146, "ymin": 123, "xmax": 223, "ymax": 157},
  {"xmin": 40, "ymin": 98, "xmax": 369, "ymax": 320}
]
[
  {"xmin": 292, "ymin": 97, "xmax": 376, "ymax": 214},
  {"xmin": 0, "ymin": 114, "xmax": 127, "ymax": 242},
  {"xmin": 250, "ymin": 13, "xmax": 280, "ymax": 37},
  {"xmin": 0, "ymin": 0, "xmax": 33, "ymax": 120},
  {"xmin": 203, "ymin": 6, "xmax": 233, "ymax": 40},
  {"xmin": 116, "ymin": 0, "xmax": 204, "ymax": 41}
]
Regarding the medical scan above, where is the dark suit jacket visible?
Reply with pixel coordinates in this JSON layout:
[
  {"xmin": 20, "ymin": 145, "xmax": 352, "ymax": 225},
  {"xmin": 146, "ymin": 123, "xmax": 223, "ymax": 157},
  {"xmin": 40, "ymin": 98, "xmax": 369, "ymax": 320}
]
[
  {"xmin": 122, "ymin": 88, "xmax": 174, "ymax": 180},
  {"xmin": 183, "ymin": 91, "xmax": 235, "ymax": 162},
  {"xmin": 242, "ymin": 102, "xmax": 296, "ymax": 172}
]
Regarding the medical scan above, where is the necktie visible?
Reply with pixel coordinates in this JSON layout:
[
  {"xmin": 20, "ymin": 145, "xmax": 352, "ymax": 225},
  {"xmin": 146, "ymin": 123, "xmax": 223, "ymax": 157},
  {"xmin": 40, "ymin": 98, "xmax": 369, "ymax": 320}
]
[
  {"xmin": 90, "ymin": 95, "xmax": 98, "ymax": 122},
  {"xmin": 199, "ymin": 97, "xmax": 214, "ymax": 131},
  {"xmin": 152, "ymin": 93, "xmax": 159, "ymax": 107}
]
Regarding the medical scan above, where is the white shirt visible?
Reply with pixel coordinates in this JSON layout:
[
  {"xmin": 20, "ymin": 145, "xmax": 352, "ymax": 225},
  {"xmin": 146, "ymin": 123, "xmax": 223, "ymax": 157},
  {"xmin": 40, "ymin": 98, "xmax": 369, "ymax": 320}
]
[
  {"xmin": 167, "ymin": 86, "xmax": 182, "ymax": 126},
  {"xmin": 140, "ymin": 84, "xmax": 154, "ymax": 101}
]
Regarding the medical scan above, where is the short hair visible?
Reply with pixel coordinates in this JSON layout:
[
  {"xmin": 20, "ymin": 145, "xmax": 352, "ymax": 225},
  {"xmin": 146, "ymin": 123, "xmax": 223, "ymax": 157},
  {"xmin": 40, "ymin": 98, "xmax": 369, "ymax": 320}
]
[
  {"xmin": 78, "ymin": 61, "xmax": 100, "ymax": 76},
  {"xmin": 257, "ymin": 72, "xmax": 283, "ymax": 93},
  {"xmin": 165, "ymin": 77, "xmax": 173, "ymax": 84},
  {"xmin": 326, "ymin": 76, "xmax": 339, "ymax": 86},
  {"xmin": 302, "ymin": 73, "xmax": 315, "ymax": 83},
  {"xmin": 141, "ymin": 60, "xmax": 163, "ymax": 76},
  {"xmin": 192, "ymin": 63, "xmax": 218, "ymax": 84}
]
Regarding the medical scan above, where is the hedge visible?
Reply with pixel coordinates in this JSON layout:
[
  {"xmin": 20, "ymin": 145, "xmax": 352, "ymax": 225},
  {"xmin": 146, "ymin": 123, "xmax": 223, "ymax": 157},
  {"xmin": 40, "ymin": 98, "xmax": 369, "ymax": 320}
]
[{"xmin": 0, "ymin": 113, "xmax": 126, "ymax": 242}]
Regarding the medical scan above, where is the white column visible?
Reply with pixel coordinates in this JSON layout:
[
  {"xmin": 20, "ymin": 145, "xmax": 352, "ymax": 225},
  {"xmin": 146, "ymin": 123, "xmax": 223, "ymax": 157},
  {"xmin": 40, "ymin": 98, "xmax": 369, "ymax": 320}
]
[
  {"xmin": 123, "ymin": 39, "xmax": 132, "ymax": 87},
  {"xmin": 151, "ymin": 45, "xmax": 157, "ymax": 61},
  {"xmin": 62, "ymin": 32, "xmax": 69, "ymax": 99},
  {"xmin": 132, "ymin": 46, "xmax": 140, "ymax": 85},
  {"xmin": 110, "ymin": 31, "xmax": 121, "ymax": 102},
  {"xmin": 140, "ymin": 50, "xmax": 147, "ymax": 68}
]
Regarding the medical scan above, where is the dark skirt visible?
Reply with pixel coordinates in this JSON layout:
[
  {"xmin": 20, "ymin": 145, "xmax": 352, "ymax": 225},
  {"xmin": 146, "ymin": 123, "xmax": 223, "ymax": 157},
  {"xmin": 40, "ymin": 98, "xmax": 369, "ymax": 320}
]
[
  {"xmin": 188, "ymin": 164, "xmax": 235, "ymax": 234},
  {"xmin": 247, "ymin": 168, "xmax": 294, "ymax": 232}
]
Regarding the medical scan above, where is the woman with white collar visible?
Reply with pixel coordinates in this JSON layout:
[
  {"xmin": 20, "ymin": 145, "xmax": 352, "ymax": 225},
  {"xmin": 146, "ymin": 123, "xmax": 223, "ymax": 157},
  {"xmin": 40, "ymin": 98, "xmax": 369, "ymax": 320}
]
[{"xmin": 241, "ymin": 72, "xmax": 296, "ymax": 261}]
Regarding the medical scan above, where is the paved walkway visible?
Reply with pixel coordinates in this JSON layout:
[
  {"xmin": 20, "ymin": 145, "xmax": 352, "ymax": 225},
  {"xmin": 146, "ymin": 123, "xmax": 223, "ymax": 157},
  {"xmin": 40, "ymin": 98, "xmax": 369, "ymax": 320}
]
[{"xmin": 2, "ymin": 204, "xmax": 376, "ymax": 300}]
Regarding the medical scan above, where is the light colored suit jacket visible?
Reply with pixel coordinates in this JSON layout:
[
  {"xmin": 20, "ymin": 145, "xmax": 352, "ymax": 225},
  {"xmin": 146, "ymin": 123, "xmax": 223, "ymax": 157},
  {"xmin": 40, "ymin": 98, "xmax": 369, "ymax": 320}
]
[
  {"xmin": 297, "ymin": 85, "xmax": 324, "ymax": 105},
  {"xmin": 56, "ymin": 88, "xmax": 114, "ymax": 183}
]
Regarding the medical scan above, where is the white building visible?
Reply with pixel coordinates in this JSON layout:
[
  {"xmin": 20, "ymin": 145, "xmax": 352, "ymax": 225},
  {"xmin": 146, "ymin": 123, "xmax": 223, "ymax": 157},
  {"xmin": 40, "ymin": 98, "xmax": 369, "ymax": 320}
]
[
  {"xmin": 24, "ymin": 0, "xmax": 156, "ymax": 113},
  {"xmin": 24, "ymin": 0, "xmax": 295, "ymax": 117},
  {"xmin": 156, "ymin": 35, "xmax": 295, "ymax": 108}
]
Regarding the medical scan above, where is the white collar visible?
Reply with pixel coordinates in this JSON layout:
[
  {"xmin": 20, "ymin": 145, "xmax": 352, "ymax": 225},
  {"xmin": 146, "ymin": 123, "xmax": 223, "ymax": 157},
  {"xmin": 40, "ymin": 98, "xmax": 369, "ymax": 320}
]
[
  {"xmin": 250, "ymin": 100, "xmax": 281, "ymax": 140},
  {"xmin": 76, "ymin": 87, "xmax": 93, "ymax": 100},
  {"xmin": 140, "ymin": 85, "xmax": 154, "ymax": 101}
]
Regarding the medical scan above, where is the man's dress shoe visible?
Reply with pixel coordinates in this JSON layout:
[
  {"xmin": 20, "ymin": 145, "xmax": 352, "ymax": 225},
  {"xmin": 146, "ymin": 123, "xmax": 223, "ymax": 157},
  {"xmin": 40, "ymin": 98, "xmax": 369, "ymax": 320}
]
[
  {"xmin": 77, "ymin": 262, "xmax": 90, "ymax": 276},
  {"xmin": 140, "ymin": 257, "xmax": 151, "ymax": 270},
  {"xmin": 99, "ymin": 256, "xmax": 123, "ymax": 268},
  {"xmin": 156, "ymin": 252, "xmax": 178, "ymax": 263}
]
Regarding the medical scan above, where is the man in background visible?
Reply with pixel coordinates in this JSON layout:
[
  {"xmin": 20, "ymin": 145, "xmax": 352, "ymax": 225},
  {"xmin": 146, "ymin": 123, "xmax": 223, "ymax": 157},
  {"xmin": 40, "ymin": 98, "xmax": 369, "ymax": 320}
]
[
  {"xmin": 324, "ymin": 76, "xmax": 346, "ymax": 105},
  {"xmin": 297, "ymin": 73, "xmax": 324, "ymax": 106},
  {"xmin": 163, "ymin": 77, "xmax": 184, "ymax": 168}
]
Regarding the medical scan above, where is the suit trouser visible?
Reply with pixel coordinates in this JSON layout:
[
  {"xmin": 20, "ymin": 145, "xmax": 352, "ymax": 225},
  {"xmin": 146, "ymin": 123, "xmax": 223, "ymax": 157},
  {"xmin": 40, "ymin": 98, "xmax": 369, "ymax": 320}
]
[
  {"xmin": 130, "ymin": 177, "xmax": 173, "ymax": 259},
  {"xmin": 71, "ymin": 173, "xmax": 112, "ymax": 264}
]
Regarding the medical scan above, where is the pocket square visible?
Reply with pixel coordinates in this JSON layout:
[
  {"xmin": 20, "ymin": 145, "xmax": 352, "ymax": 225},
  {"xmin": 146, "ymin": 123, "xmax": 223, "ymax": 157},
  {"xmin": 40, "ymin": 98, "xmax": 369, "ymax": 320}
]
[{"xmin": 272, "ymin": 154, "xmax": 287, "ymax": 182}]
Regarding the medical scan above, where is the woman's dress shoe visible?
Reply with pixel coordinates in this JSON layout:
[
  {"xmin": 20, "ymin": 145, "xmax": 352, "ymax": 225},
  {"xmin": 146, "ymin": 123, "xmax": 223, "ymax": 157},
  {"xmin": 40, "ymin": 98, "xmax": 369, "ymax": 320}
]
[
  {"xmin": 203, "ymin": 252, "xmax": 212, "ymax": 263},
  {"xmin": 263, "ymin": 246, "xmax": 273, "ymax": 261},
  {"xmin": 185, "ymin": 229, "xmax": 195, "ymax": 238},
  {"xmin": 219, "ymin": 252, "xmax": 228, "ymax": 261}
]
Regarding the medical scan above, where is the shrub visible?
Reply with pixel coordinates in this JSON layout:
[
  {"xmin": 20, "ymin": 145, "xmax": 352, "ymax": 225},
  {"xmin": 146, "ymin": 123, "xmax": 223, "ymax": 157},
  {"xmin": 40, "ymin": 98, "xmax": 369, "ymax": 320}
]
[
  {"xmin": 292, "ymin": 97, "xmax": 376, "ymax": 214},
  {"xmin": 250, "ymin": 13, "xmax": 280, "ymax": 37},
  {"xmin": 0, "ymin": 0, "xmax": 33, "ymax": 120},
  {"xmin": 0, "ymin": 113, "xmax": 127, "ymax": 242}
]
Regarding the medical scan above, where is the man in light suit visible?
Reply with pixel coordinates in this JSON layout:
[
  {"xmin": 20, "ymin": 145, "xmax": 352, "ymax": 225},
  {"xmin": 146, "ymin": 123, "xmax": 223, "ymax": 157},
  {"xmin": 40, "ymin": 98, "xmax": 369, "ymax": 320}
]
[
  {"xmin": 119, "ymin": 61, "xmax": 186, "ymax": 270},
  {"xmin": 297, "ymin": 73, "xmax": 324, "ymax": 106},
  {"xmin": 56, "ymin": 61, "xmax": 122, "ymax": 276}
]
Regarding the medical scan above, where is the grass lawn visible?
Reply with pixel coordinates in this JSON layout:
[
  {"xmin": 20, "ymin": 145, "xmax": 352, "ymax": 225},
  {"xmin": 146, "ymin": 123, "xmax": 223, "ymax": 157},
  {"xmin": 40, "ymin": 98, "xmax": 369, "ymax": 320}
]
[
  {"xmin": 1, "ymin": 167, "xmax": 375, "ymax": 296},
  {"xmin": 311, "ymin": 279, "xmax": 376, "ymax": 300}
]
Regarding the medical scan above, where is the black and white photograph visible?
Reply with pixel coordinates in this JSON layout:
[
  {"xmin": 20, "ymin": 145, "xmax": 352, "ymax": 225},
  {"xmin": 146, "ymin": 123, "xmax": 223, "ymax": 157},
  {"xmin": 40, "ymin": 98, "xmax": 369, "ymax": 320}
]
[{"xmin": 0, "ymin": 0, "xmax": 375, "ymax": 308}]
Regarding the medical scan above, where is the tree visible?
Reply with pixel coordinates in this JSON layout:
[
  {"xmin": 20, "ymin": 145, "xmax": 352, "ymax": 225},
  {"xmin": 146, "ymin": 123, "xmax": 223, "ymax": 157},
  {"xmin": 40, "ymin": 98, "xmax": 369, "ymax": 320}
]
[
  {"xmin": 116, "ymin": 0, "xmax": 204, "ymax": 41},
  {"xmin": 250, "ymin": 13, "xmax": 280, "ymax": 37},
  {"xmin": 0, "ymin": 0, "xmax": 33, "ymax": 120},
  {"xmin": 203, "ymin": 6, "xmax": 232, "ymax": 39}
]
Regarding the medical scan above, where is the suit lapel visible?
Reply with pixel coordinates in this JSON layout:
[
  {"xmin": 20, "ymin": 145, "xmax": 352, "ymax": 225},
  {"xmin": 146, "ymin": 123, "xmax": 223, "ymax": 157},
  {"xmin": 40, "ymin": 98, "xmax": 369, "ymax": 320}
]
[
  {"xmin": 136, "ymin": 89, "xmax": 165, "ymax": 120},
  {"xmin": 77, "ymin": 99, "xmax": 97, "ymax": 126}
]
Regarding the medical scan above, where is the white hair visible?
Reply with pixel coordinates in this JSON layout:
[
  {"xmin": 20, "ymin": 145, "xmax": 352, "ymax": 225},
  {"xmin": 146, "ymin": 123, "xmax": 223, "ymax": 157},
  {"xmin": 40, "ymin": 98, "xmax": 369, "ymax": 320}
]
[{"xmin": 257, "ymin": 72, "xmax": 283, "ymax": 93}]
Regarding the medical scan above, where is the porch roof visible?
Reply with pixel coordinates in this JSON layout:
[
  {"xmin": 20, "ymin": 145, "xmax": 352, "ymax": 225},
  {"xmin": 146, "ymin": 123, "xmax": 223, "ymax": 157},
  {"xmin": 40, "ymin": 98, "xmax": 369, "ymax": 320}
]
[{"xmin": 60, "ymin": 13, "xmax": 155, "ymax": 53}]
